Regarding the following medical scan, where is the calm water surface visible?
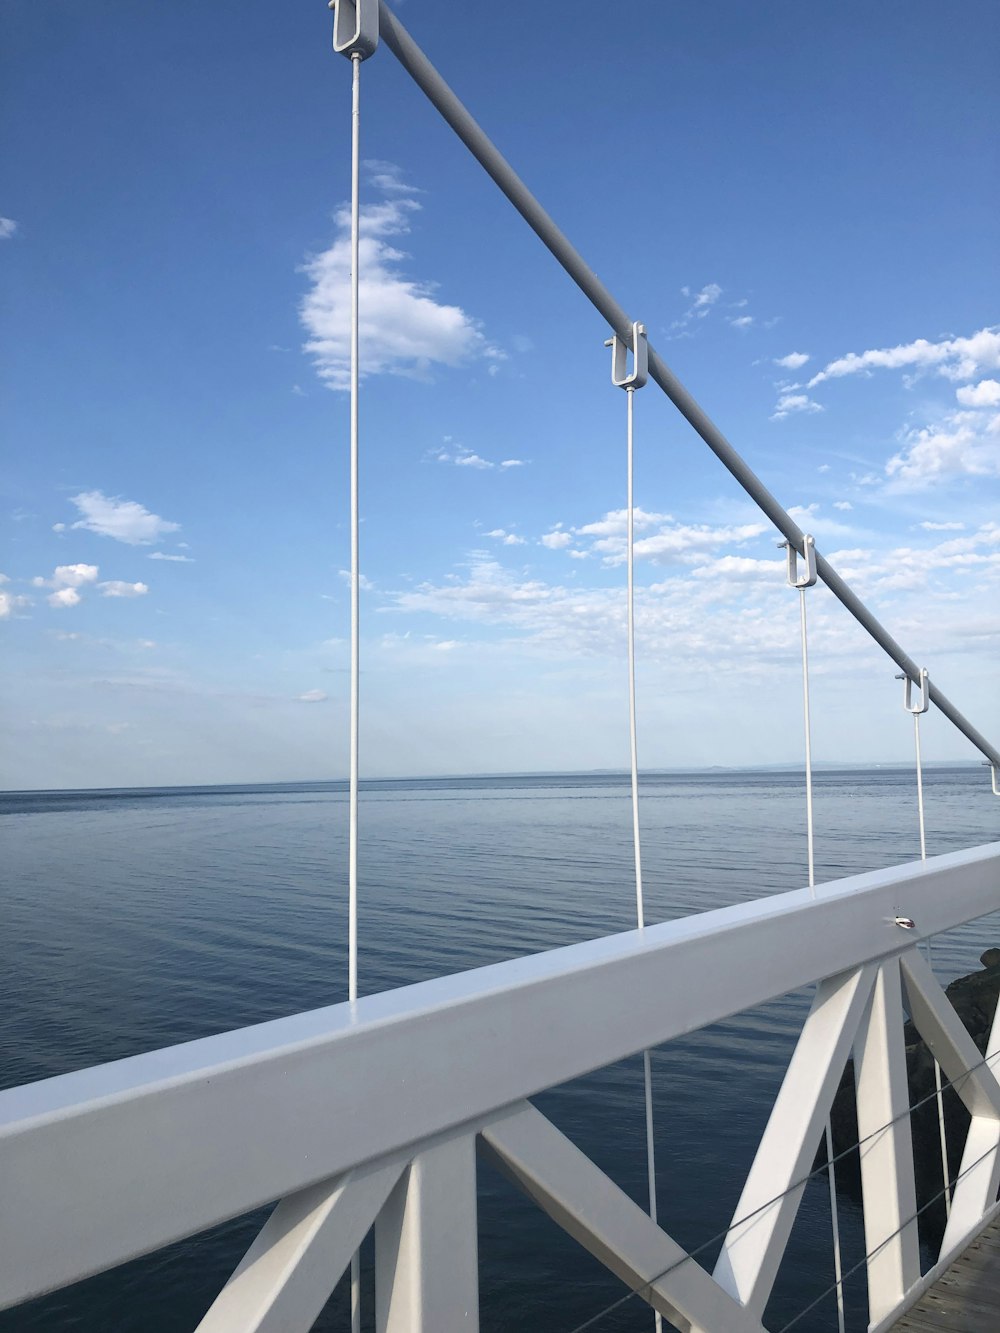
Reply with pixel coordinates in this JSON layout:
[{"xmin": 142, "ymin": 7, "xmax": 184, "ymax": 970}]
[{"xmin": 2, "ymin": 769, "xmax": 998, "ymax": 1331}]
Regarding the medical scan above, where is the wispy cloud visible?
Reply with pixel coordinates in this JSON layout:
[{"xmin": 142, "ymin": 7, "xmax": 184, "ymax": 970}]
[
  {"xmin": 297, "ymin": 689, "xmax": 328, "ymax": 703},
  {"xmin": 885, "ymin": 407, "xmax": 1000, "ymax": 489},
  {"xmin": 99, "ymin": 580, "xmax": 149, "ymax": 598},
  {"xmin": 300, "ymin": 163, "xmax": 503, "ymax": 390},
  {"xmin": 430, "ymin": 442, "xmax": 526, "ymax": 471},
  {"xmin": 771, "ymin": 392, "xmax": 824, "ymax": 421},
  {"xmin": 808, "ymin": 326, "xmax": 1000, "ymax": 388},
  {"xmin": 0, "ymin": 218, "xmax": 17, "ymax": 241},
  {"xmin": 775, "ymin": 352, "xmax": 810, "ymax": 370},
  {"xmin": 64, "ymin": 491, "xmax": 180, "ymax": 546},
  {"xmin": 486, "ymin": 528, "xmax": 526, "ymax": 546},
  {"xmin": 148, "ymin": 551, "xmax": 194, "ymax": 563}
]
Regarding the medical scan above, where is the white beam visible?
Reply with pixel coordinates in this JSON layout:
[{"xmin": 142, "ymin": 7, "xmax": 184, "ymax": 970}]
[
  {"xmin": 195, "ymin": 1160, "xmax": 401, "ymax": 1333},
  {"xmin": 714, "ymin": 964, "xmax": 875, "ymax": 1314},
  {"xmin": 482, "ymin": 1102, "xmax": 767, "ymax": 1333},
  {"xmin": 854, "ymin": 959, "xmax": 920, "ymax": 1323},
  {"xmin": 899, "ymin": 948, "xmax": 1000, "ymax": 1120},
  {"xmin": 375, "ymin": 1135, "xmax": 478, "ymax": 1332}
]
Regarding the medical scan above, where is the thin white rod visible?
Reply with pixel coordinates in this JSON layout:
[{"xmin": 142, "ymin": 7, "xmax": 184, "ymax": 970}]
[
  {"xmin": 799, "ymin": 591, "xmax": 843, "ymax": 1326},
  {"xmin": 627, "ymin": 388, "xmax": 644, "ymax": 928},
  {"xmin": 914, "ymin": 712, "xmax": 927, "ymax": 862},
  {"xmin": 625, "ymin": 385, "xmax": 660, "ymax": 1333},
  {"xmin": 348, "ymin": 49, "xmax": 362, "ymax": 1333},
  {"xmin": 798, "ymin": 589, "xmax": 815, "ymax": 895},
  {"xmin": 825, "ymin": 1115, "xmax": 846, "ymax": 1333},
  {"xmin": 914, "ymin": 712, "xmax": 950, "ymax": 1215},
  {"xmin": 348, "ymin": 49, "xmax": 361, "ymax": 1010}
]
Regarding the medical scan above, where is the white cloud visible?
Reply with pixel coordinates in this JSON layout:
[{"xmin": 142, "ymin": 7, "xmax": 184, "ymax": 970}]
[
  {"xmin": 432, "ymin": 444, "xmax": 523, "ymax": 471},
  {"xmin": 885, "ymin": 409, "xmax": 1000, "ymax": 489},
  {"xmin": 809, "ymin": 326, "xmax": 1000, "ymax": 388},
  {"xmin": 486, "ymin": 529, "xmax": 526, "ymax": 546},
  {"xmin": 300, "ymin": 164, "xmax": 500, "ymax": 389},
  {"xmin": 920, "ymin": 520, "xmax": 965, "ymax": 531},
  {"xmin": 833, "ymin": 501, "xmax": 853, "ymax": 511},
  {"xmin": 775, "ymin": 352, "xmax": 810, "ymax": 370},
  {"xmin": 730, "ymin": 315, "xmax": 754, "ymax": 329},
  {"xmin": 148, "ymin": 551, "xmax": 194, "ymax": 563},
  {"xmin": 99, "ymin": 581, "xmax": 149, "ymax": 598},
  {"xmin": 692, "ymin": 282, "xmax": 722, "ymax": 312},
  {"xmin": 956, "ymin": 379, "xmax": 1000, "ymax": 408},
  {"xmin": 33, "ymin": 563, "xmax": 100, "ymax": 590},
  {"xmin": 0, "ymin": 589, "xmax": 32, "ymax": 619},
  {"xmin": 297, "ymin": 689, "xmax": 328, "ymax": 703},
  {"xmin": 68, "ymin": 491, "xmax": 180, "ymax": 545},
  {"xmin": 771, "ymin": 393, "xmax": 824, "ymax": 421},
  {"xmin": 48, "ymin": 587, "xmax": 82, "ymax": 609},
  {"xmin": 540, "ymin": 529, "xmax": 573, "ymax": 550},
  {"xmin": 0, "ymin": 218, "xmax": 17, "ymax": 240},
  {"xmin": 607, "ymin": 520, "xmax": 767, "ymax": 566},
  {"xmin": 576, "ymin": 509, "xmax": 669, "ymax": 539}
]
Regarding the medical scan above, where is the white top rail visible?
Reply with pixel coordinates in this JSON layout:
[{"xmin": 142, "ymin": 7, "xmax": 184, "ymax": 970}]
[{"xmin": 1, "ymin": 843, "xmax": 998, "ymax": 1312}]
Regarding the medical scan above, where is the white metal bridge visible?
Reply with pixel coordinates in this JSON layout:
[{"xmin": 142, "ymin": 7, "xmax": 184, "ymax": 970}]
[{"xmin": 2, "ymin": 3, "xmax": 999, "ymax": 1330}]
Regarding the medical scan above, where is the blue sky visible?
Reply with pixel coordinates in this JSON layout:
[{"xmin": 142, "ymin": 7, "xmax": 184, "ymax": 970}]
[{"xmin": 2, "ymin": 0, "xmax": 999, "ymax": 789}]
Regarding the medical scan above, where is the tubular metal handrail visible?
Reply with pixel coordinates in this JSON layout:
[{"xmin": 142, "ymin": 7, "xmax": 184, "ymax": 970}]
[{"xmin": 375, "ymin": 0, "xmax": 1000, "ymax": 771}]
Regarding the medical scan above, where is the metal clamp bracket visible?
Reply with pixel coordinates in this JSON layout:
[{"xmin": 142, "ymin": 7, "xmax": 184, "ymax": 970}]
[
  {"xmin": 605, "ymin": 322, "xmax": 648, "ymax": 390},
  {"xmin": 780, "ymin": 534, "xmax": 817, "ymax": 589},
  {"xmin": 331, "ymin": 0, "xmax": 379, "ymax": 59},
  {"xmin": 895, "ymin": 668, "xmax": 929, "ymax": 715}
]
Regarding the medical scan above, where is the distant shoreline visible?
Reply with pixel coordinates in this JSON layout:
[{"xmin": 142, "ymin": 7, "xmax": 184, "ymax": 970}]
[{"xmin": 0, "ymin": 761, "xmax": 988, "ymax": 799}]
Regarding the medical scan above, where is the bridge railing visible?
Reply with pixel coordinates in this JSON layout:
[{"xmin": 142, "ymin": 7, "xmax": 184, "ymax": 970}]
[{"xmin": 2, "ymin": 841, "xmax": 999, "ymax": 1331}]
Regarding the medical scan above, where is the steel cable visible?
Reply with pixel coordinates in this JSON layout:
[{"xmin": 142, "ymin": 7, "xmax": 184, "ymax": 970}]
[{"xmin": 561, "ymin": 1031, "xmax": 1000, "ymax": 1333}]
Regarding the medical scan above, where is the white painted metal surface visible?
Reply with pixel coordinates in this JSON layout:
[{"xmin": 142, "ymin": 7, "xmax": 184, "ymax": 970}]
[{"xmin": 1, "ymin": 843, "xmax": 999, "ymax": 1330}]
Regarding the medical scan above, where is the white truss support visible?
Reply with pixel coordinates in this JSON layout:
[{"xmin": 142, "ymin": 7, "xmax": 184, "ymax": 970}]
[
  {"xmin": 195, "ymin": 1159, "xmax": 403, "ymax": 1333},
  {"xmin": 714, "ymin": 964, "xmax": 876, "ymax": 1315},
  {"xmin": 854, "ymin": 957, "xmax": 920, "ymax": 1324},
  {"xmin": 375, "ymin": 1134, "xmax": 479, "ymax": 1333},
  {"xmin": 940, "ymin": 983, "xmax": 1000, "ymax": 1259},
  {"xmin": 481, "ymin": 1102, "xmax": 767, "ymax": 1333},
  {"xmin": 899, "ymin": 948, "xmax": 1000, "ymax": 1120}
]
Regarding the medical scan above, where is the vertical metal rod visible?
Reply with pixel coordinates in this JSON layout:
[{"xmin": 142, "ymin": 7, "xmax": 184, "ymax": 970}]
[
  {"xmin": 625, "ymin": 384, "xmax": 660, "ymax": 1333},
  {"xmin": 914, "ymin": 713, "xmax": 927, "ymax": 863},
  {"xmin": 375, "ymin": 0, "xmax": 1000, "ymax": 771},
  {"xmin": 825, "ymin": 1114, "xmax": 846, "ymax": 1333},
  {"xmin": 798, "ymin": 588, "xmax": 844, "ymax": 1332},
  {"xmin": 798, "ymin": 590, "xmax": 816, "ymax": 897},
  {"xmin": 913, "ymin": 712, "xmax": 951, "ymax": 1217},
  {"xmin": 349, "ymin": 47, "xmax": 363, "ymax": 1333},
  {"xmin": 627, "ymin": 388, "xmax": 644, "ymax": 929}
]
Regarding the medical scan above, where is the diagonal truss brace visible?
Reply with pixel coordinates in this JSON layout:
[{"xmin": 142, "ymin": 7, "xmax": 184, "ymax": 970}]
[
  {"xmin": 940, "ymin": 974, "xmax": 1000, "ymax": 1260},
  {"xmin": 900, "ymin": 948, "xmax": 1000, "ymax": 1121},
  {"xmin": 481, "ymin": 1101, "xmax": 767, "ymax": 1333},
  {"xmin": 195, "ymin": 1159, "xmax": 403, "ymax": 1333},
  {"xmin": 713, "ymin": 963, "xmax": 877, "ymax": 1316}
]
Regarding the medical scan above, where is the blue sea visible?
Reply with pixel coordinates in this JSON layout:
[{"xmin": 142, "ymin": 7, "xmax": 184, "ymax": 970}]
[{"xmin": 1, "ymin": 768, "xmax": 998, "ymax": 1332}]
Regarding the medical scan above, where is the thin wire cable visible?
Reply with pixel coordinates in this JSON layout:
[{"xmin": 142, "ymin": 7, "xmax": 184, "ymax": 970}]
[
  {"xmin": 348, "ymin": 48, "xmax": 362, "ymax": 1333},
  {"xmin": 912, "ymin": 707, "xmax": 951, "ymax": 1217},
  {"xmin": 776, "ymin": 1139, "xmax": 999, "ymax": 1333},
  {"xmin": 563, "ymin": 1046, "xmax": 1000, "ymax": 1333},
  {"xmin": 625, "ymin": 382, "xmax": 661, "ymax": 1333},
  {"xmin": 796, "ymin": 581, "xmax": 844, "ymax": 1332}
]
